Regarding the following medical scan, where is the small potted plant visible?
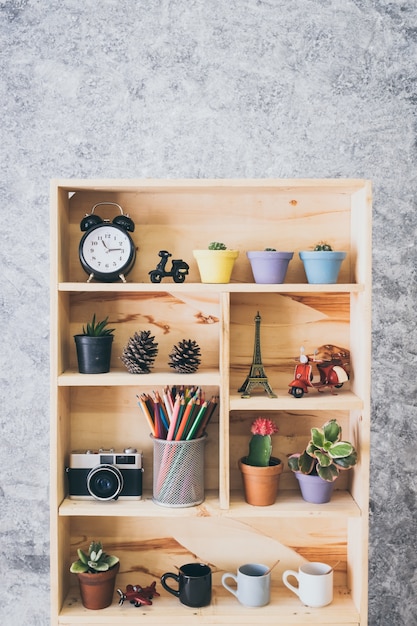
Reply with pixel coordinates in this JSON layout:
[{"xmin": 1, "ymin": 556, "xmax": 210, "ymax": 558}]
[
  {"xmin": 299, "ymin": 241, "xmax": 347, "ymax": 284},
  {"xmin": 288, "ymin": 418, "xmax": 357, "ymax": 504},
  {"xmin": 238, "ymin": 417, "xmax": 283, "ymax": 506},
  {"xmin": 74, "ymin": 314, "xmax": 115, "ymax": 374},
  {"xmin": 193, "ymin": 242, "xmax": 239, "ymax": 283},
  {"xmin": 70, "ymin": 540, "xmax": 120, "ymax": 609},
  {"xmin": 246, "ymin": 247, "xmax": 294, "ymax": 284}
]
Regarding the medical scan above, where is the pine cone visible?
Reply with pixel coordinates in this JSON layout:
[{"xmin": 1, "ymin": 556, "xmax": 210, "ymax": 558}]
[
  {"xmin": 121, "ymin": 331, "xmax": 159, "ymax": 374},
  {"xmin": 168, "ymin": 339, "xmax": 201, "ymax": 374}
]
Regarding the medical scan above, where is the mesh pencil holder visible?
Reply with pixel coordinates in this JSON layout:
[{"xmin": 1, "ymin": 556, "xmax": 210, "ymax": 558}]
[{"xmin": 151, "ymin": 434, "xmax": 207, "ymax": 507}]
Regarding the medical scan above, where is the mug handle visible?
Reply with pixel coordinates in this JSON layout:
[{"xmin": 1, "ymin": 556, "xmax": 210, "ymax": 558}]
[
  {"xmin": 282, "ymin": 569, "xmax": 300, "ymax": 598},
  {"xmin": 161, "ymin": 572, "xmax": 180, "ymax": 597},
  {"xmin": 221, "ymin": 572, "xmax": 238, "ymax": 599}
]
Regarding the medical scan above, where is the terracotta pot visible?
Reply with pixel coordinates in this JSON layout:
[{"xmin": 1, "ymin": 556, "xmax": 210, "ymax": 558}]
[
  {"xmin": 77, "ymin": 562, "xmax": 120, "ymax": 609},
  {"xmin": 295, "ymin": 472, "xmax": 335, "ymax": 504},
  {"xmin": 238, "ymin": 456, "xmax": 283, "ymax": 506},
  {"xmin": 193, "ymin": 249, "xmax": 239, "ymax": 283}
]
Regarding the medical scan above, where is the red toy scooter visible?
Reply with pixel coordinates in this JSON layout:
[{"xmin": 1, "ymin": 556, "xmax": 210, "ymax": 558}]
[{"xmin": 288, "ymin": 345, "xmax": 350, "ymax": 398}]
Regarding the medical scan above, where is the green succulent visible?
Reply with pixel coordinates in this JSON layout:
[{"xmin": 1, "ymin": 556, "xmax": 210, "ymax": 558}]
[
  {"xmin": 82, "ymin": 314, "xmax": 115, "ymax": 336},
  {"xmin": 314, "ymin": 242, "xmax": 333, "ymax": 251},
  {"xmin": 264, "ymin": 247, "xmax": 277, "ymax": 251},
  {"xmin": 288, "ymin": 418, "xmax": 357, "ymax": 482},
  {"xmin": 208, "ymin": 242, "xmax": 227, "ymax": 250},
  {"xmin": 70, "ymin": 541, "xmax": 119, "ymax": 574}
]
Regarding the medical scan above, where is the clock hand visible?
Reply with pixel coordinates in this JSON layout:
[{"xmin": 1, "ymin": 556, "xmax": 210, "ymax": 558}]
[{"xmin": 101, "ymin": 240, "xmax": 109, "ymax": 249}]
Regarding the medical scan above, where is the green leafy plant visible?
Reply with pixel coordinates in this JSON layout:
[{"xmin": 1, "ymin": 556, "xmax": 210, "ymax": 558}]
[
  {"xmin": 264, "ymin": 247, "xmax": 277, "ymax": 251},
  {"xmin": 82, "ymin": 314, "xmax": 115, "ymax": 337},
  {"xmin": 208, "ymin": 241, "xmax": 227, "ymax": 250},
  {"xmin": 288, "ymin": 418, "xmax": 357, "ymax": 482},
  {"xmin": 314, "ymin": 241, "xmax": 333, "ymax": 251},
  {"xmin": 245, "ymin": 417, "xmax": 279, "ymax": 467},
  {"xmin": 70, "ymin": 541, "xmax": 119, "ymax": 574}
]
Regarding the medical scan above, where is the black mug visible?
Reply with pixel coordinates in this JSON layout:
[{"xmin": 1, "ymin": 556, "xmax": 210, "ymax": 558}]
[{"xmin": 161, "ymin": 563, "xmax": 212, "ymax": 607}]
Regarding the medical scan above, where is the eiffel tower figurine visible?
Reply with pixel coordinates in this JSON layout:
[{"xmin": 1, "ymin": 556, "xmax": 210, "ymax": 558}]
[{"xmin": 238, "ymin": 311, "xmax": 277, "ymax": 398}]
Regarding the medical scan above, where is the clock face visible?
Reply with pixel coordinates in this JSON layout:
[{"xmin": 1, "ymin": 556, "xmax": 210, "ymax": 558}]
[{"xmin": 79, "ymin": 223, "xmax": 135, "ymax": 281}]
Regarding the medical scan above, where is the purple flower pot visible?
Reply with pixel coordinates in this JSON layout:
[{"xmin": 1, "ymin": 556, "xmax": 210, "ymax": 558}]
[
  {"xmin": 247, "ymin": 251, "xmax": 294, "ymax": 284},
  {"xmin": 295, "ymin": 472, "xmax": 335, "ymax": 504}
]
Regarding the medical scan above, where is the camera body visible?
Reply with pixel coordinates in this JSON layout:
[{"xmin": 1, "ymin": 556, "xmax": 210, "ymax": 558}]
[{"xmin": 66, "ymin": 448, "xmax": 143, "ymax": 501}]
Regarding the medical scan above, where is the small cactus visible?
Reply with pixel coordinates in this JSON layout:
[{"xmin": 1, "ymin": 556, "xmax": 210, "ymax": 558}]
[
  {"xmin": 314, "ymin": 242, "xmax": 333, "ymax": 251},
  {"xmin": 246, "ymin": 417, "xmax": 279, "ymax": 467},
  {"xmin": 208, "ymin": 242, "xmax": 227, "ymax": 250}
]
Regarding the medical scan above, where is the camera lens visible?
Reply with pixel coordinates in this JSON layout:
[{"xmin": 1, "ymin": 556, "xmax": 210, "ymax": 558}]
[{"xmin": 87, "ymin": 464, "xmax": 123, "ymax": 501}]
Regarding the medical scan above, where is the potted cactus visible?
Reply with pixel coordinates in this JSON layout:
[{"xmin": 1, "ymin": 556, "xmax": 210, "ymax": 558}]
[
  {"xmin": 193, "ymin": 242, "xmax": 239, "ymax": 283},
  {"xmin": 238, "ymin": 417, "xmax": 283, "ymax": 506},
  {"xmin": 299, "ymin": 241, "xmax": 347, "ymax": 284},
  {"xmin": 74, "ymin": 314, "xmax": 115, "ymax": 374},
  {"xmin": 70, "ymin": 540, "xmax": 120, "ymax": 609},
  {"xmin": 246, "ymin": 247, "xmax": 294, "ymax": 284},
  {"xmin": 288, "ymin": 418, "xmax": 358, "ymax": 503}
]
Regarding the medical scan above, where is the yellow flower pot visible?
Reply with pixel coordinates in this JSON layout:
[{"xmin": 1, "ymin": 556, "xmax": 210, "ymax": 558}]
[{"xmin": 193, "ymin": 249, "xmax": 239, "ymax": 283}]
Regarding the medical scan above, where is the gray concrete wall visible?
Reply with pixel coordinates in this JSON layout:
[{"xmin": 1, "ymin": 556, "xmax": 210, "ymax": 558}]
[{"xmin": 1, "ymin": 1, "xmax": 416, "ymax": 624}]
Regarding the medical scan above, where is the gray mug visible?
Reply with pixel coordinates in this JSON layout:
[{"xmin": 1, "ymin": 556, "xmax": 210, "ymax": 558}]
[{"xmin": 222, "ymin": 563, "xmax": 271, "ymax": 607}]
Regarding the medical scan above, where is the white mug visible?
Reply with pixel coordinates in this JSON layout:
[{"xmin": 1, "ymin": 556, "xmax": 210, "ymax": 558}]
[
  {"xmin": 282, "ymin": 561, "xmax": 333, "ymax": 608},
  {"xmin": 222, "ymin": 563, "xmax": 270, "ymax": 607}
]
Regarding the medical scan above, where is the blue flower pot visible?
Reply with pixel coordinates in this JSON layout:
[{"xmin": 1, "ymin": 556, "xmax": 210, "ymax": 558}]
[{"xmin": 299, "ymin": 251, "xmax": 347, "ymax": 284}]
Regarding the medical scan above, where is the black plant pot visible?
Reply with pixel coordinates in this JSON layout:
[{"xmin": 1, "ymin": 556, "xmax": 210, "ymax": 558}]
[{"xmin": 74, "ymin": 335, "xmax": 113, "ymax": 374}]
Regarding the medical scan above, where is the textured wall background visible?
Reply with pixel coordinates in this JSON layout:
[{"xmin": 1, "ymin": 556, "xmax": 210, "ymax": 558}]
[{"xmin": 1, "ymin": 1, "xmax": 416, "ymax": 624}]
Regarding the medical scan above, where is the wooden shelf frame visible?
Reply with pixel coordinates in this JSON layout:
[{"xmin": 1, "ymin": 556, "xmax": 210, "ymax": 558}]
[{"xmin": 51, "ymin": 178, "xmax": 371, "ymax": 626}]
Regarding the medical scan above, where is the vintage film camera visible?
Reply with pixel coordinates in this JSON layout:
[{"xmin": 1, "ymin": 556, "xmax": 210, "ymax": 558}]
[{"xmin": 66, "ymin": 447, "xmax": 143, "ymax": 501}]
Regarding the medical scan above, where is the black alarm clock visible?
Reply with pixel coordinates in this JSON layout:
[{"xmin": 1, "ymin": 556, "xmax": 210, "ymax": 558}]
[{"xmin": 79, "ymin": 202, "xmax": 136, "ymax": 283}]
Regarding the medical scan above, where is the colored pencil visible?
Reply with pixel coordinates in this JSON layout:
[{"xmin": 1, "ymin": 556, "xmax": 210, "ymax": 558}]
[
  {"xmin": 136, "ymin": 394, "xmax": 155, "ymax": 436},
  {"xmin": 166, "ymin": 395, "xmax": 181, "ymax": 440},
  {"xmin": 175, "ymin": 397, "xmax": 195, "ymax": 441},
  {"xmin": 186, "ymin": 401, "xmax": 207, "ymax": 440}
]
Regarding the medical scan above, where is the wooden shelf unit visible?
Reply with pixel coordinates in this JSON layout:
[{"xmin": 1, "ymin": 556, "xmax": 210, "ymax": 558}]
[{"xmin": 50, "ymin": 178, "xmax": 371, "ymax": 625}]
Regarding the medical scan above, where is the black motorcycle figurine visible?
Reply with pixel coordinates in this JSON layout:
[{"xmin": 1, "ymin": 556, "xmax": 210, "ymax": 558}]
[{"xmin": 149, "ymin": 250, "xmax": 189, "ymax": 283}]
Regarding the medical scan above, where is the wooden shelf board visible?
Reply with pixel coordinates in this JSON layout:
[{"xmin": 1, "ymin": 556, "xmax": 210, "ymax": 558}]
[
  {"xmin": 58, "ymin": 492, "xmax": 221, "ymax": 517},
  {"xmin": 228, "ymin": 490, "xmax": 361, "ymax": 517},
  {"xmin": 58, "ymin": 490, "xmax": 360, "ymax": 518},
  {"xmin": 53, "ymin": 176, "xmax": 369, "ymax": 193},
  {"xmin": 58, "ymin": 368, "xmax": 221, "ymax": 387},
  {"xmin": 229, "ymin": 390, "xmax": 363, "ymax": 411},
  {"xmin": 59, "ymin": 584, "xmax": 358, "ymax": 625},
  {"xmin": 58, "ymin": 281, "xmax": 363, "ymax": 294}
]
